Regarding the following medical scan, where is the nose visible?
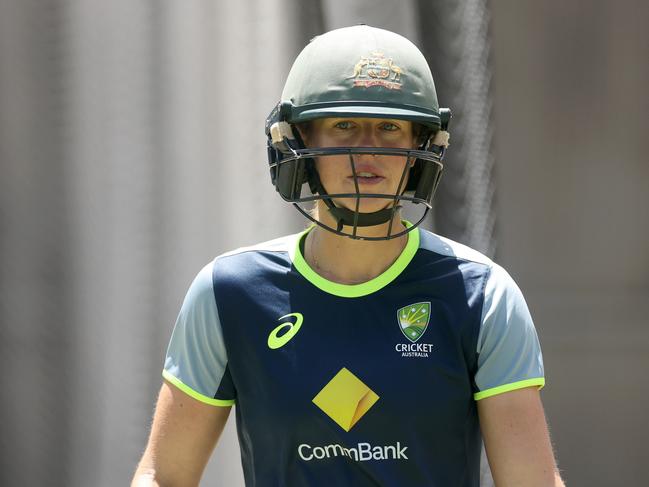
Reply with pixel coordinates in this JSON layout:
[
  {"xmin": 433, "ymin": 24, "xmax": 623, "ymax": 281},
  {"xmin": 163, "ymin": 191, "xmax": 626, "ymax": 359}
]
[
  {"xmin": 358, "ymin": 123, "xmax": 378, "ymax": 147},
  {"xmin": 351, "ymin": 126, "xmax": 378, "ymax": 166},
  {"xmin": 356, "ymin": 122, "xmax": 379, "ymax": 147},
  {"xmin": 348, "ymin": 123, "xmax": 381, "ymax": 167}
]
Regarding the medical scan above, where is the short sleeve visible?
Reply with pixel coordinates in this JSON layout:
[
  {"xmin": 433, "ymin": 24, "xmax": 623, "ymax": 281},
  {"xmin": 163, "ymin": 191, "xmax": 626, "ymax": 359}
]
[
  {"xmin": 162, "ymin": 261, "xmax": 236, "ymax": 406},
  {"xmin": 473, "ymin": 263, "xmax": 545, "ymax": 401}
]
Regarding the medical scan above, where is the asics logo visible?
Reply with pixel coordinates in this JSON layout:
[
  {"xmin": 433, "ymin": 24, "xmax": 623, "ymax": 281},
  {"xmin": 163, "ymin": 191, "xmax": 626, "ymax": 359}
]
[{"xmin": 267, "ymin": 312, "xmax": 303, "ymax": 349}]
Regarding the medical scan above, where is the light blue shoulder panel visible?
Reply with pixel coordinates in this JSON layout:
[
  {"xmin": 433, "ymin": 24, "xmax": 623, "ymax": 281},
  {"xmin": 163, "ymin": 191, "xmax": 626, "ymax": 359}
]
[
  {"xmin": 163, "ymin": 261, "xmax": 233, "ymax": 405},
  {"xmin": 474, "ymin": 263, "xmax": 545, "ymax": 400}
]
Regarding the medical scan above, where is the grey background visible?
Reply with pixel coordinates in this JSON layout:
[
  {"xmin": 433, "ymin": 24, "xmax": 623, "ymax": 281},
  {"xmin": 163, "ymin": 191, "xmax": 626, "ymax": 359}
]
[{"xmin": 0, "ymin": 1, "xmax": 647, "ymax": 486}]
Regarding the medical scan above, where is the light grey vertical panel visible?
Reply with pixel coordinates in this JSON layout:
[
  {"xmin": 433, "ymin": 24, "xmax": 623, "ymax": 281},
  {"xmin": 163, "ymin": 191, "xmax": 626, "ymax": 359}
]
[
  {"xmin": 0, "ymin": 2, "xmax": 71, "ymax": 485},
  {"xmin": 202, "ymin": 0, "xmax": 303, "ymax": 253},
  {"xmin": 155, "ymin": 3, "xmax": 245, "ymax": 485},
  {"xmin": 65, "ymin": 1, "xmax": 161, "ymax": 485},
  {"xmin": 155, "ymin": 0, "xmax": 218, "ymax": 361}
]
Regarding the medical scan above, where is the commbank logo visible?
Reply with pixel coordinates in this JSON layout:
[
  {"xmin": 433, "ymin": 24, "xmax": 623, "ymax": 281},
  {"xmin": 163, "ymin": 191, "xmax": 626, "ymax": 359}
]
[
  {"xmin": 267, "ymin": 312, "xmax": 303, "ymax": 349},
  {"xmin": 298, "ymin": 441, "xmax": 408, "ymax": 462},
  {"xmin": 312, "ymin": 367, "xmax": 379, "ymax": 432}
]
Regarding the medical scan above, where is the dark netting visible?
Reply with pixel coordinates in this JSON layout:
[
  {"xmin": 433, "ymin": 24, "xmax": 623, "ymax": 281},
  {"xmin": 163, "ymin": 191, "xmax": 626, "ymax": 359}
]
[{"xmin": 416, "ymin": 0, "xmax": 497, "ymax": 258}]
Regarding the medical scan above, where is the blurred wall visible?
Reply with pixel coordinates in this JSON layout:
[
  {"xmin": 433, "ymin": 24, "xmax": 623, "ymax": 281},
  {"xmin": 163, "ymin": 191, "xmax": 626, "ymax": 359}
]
[
  {"xmin": 490, "ymin": 2, "xmax": 649, "ymax": 484},
  {"xmin": 0, "ymin": 1, "xmax": 647, "ymax": 486}
]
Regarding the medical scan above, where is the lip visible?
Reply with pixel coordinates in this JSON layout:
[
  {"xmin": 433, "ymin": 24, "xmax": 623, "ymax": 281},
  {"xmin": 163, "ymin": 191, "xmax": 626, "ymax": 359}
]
[
  {"xmin": 350, "ymin": 163, "xmax": 383, "ymax": 177},
  {"xmin": 347, "ymin": 174, "xmax": 385, "ymax": 185},
  {"xmin": 347, "ymin": 163, "xmax": 385, "ymax": 186}
]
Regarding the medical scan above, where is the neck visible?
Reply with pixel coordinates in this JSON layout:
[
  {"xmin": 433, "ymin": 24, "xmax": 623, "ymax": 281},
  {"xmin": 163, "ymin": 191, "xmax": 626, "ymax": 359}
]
[{"xmin": 304, "ymin": 210, "xmax": 409, "ymax": 285}]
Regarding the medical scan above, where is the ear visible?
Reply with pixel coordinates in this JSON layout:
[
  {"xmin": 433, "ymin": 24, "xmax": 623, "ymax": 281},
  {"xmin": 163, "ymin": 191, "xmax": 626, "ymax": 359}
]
[{"xmin": 294, "ymin": 123, "xmax": 311, "ymax": 147}]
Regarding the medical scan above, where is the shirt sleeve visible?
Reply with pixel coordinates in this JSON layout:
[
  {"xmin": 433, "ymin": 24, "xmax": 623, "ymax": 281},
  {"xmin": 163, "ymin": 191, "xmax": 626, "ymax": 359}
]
[
  {"xmin": 162, "ymin": 261, "xmax": 236, "ymax": 406},
  {"xmin": 473, "ymin": 263, "xmax": 545, "ymax": 401}
]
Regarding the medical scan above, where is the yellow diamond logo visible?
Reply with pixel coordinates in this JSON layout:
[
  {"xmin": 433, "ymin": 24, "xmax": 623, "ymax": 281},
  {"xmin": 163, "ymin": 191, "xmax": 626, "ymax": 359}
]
[{"xmin": 312, "ymin": 367, "xmax": 379, "ymax": 432}]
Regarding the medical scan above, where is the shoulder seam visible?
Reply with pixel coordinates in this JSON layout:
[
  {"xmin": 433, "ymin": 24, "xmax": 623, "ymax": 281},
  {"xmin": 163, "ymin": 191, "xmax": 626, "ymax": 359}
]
[
  {"xmin": 418, "ymin": 246, "xmax": 494, "ymax": 269},
  {"xmin": 216, "ymin": 246, "xmax": 289, "ymax": 261},
  {"xmin": 418, "ymin": 230, "xmax": 495, "ymax": 268},
  {"xmin": 214, "ymin": 233, "xmax": 300, "ymax": 261},
  {"xmin": 475, "ymin": 264, "xmax": 494, "ymax": 354}
]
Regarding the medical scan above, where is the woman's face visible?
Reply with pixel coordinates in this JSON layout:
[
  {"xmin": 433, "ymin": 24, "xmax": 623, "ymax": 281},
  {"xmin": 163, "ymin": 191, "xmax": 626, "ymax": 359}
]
[{"xmin": 303, "ymin": 117, "xmax": 417, "ymax": 214}]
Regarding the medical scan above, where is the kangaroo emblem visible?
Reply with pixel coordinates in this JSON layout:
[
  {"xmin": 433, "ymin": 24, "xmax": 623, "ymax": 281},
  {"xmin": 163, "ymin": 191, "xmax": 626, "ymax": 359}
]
[{"xmin": 387, "ymin": 59, "xmax": 403, "ymax": 81}]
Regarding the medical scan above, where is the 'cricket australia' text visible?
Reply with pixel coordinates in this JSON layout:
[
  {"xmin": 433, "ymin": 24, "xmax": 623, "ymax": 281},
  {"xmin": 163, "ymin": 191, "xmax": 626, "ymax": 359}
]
[{"xmin": 395, "ymin": 343, "xmax": 433, "ymax": 358}]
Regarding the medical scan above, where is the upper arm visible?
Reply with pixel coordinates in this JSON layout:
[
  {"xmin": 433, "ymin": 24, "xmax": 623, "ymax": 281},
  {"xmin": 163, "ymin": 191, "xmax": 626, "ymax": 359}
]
[
  {"xmin": 477, "ymin": 387, "xmax": 561, "ymax": 486},
  {"xmin": 473, "ymin": 265, "xmax": 563, "ymax": 485},
  {"xmin": 135, "ymin": 380, "xmax": 231, "ymax": 486}
]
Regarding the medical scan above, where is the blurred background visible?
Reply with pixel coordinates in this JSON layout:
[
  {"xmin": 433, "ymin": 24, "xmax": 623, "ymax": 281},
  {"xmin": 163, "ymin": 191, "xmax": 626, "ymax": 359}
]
[{"xmin": 1, "ymin": 0, "xmax": 647, "ymax": 486}]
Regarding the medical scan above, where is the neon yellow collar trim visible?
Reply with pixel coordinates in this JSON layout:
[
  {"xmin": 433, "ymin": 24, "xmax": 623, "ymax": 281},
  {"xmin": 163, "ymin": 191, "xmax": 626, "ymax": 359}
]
[{"xmin": 291, "ymin": 221, "xmax": 420, "ymax": 298}]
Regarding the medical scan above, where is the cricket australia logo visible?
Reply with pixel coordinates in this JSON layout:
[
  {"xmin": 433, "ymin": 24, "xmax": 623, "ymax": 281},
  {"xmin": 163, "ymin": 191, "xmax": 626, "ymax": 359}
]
[
  {"xmin": 395, "ymin": 302, "xmax": 433, "ymax": 358},
  {"xmin": 350, "ymin": 51, "xmax": 403, "ymax": 90},
  {"xmin": 398, "ymin": 302, "xmax": 430, "ymax": 342}
]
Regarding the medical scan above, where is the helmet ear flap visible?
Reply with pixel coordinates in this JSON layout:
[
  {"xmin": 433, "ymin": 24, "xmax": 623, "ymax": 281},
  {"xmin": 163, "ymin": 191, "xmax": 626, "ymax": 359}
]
[
  {"xmin": 265, "ymin": 103, "xmax": 310, "ymax": 201},
  {"xmin": 406, "ymin": 108, "xmax": 451, "ymax": 201},
  {"xmin": 413, "ymin": 161, "xmax": 443, "ymax": 201},
  {"xmin": 275, "ymin": 157, "xmax": 307, "ymax": 200}
]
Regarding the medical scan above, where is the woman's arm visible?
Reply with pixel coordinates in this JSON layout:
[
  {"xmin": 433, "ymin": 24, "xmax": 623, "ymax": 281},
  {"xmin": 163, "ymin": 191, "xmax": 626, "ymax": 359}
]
[
  {"xmin": 477, "ymin": 386, "xmax": 565, "ymax": 487},
  {"xmin": 131, "ymin": 379, "xmax": 231, "ymax": 487}
]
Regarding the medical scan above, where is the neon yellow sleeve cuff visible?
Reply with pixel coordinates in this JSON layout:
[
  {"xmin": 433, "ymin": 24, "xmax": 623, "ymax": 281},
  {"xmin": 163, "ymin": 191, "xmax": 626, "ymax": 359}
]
[
  {"xmin": 162, "ymin": 369, "xmax": 235, "ymax": 407},
  {"xmin": 474, "ymin": 377, "xmax": 545, "ymax": 401}
]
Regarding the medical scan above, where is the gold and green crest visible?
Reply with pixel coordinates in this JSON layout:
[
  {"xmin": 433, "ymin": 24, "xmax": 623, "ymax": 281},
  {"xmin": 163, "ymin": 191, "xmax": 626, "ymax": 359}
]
[{"xmin": 397, "ymin": 302, "xmax": 430, "ymax": 342}]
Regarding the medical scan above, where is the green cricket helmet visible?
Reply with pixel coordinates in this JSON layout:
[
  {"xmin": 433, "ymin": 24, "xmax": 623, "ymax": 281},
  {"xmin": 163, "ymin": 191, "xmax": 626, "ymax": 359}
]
[{"xmin": 265, "ymin": 25, "xmax": 451, "ymax": 240}]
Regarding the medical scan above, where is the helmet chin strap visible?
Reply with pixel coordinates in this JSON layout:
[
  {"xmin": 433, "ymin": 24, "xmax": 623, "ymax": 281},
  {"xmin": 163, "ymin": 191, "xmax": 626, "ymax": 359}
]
[{"xmin": 328, "ymin": 205, "xmax": 400, "ymax": 232}]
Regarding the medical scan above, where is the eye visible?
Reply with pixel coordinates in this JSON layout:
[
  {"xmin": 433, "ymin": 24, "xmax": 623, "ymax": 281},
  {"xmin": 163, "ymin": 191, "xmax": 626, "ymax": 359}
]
[
  {"xmin": 334, "ymin": 120, "xmax": 355, "ymax": 130},
  {"xmin": 380, "ymin": 122, "xmax": 400, "ymax": 132}
]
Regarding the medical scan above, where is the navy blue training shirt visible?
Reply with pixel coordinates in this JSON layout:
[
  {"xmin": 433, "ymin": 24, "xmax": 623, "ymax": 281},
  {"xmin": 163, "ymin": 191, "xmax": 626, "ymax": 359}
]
[{"xmin": 163, "ymin": 226, "xmax": 545, "ymax": 486}]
